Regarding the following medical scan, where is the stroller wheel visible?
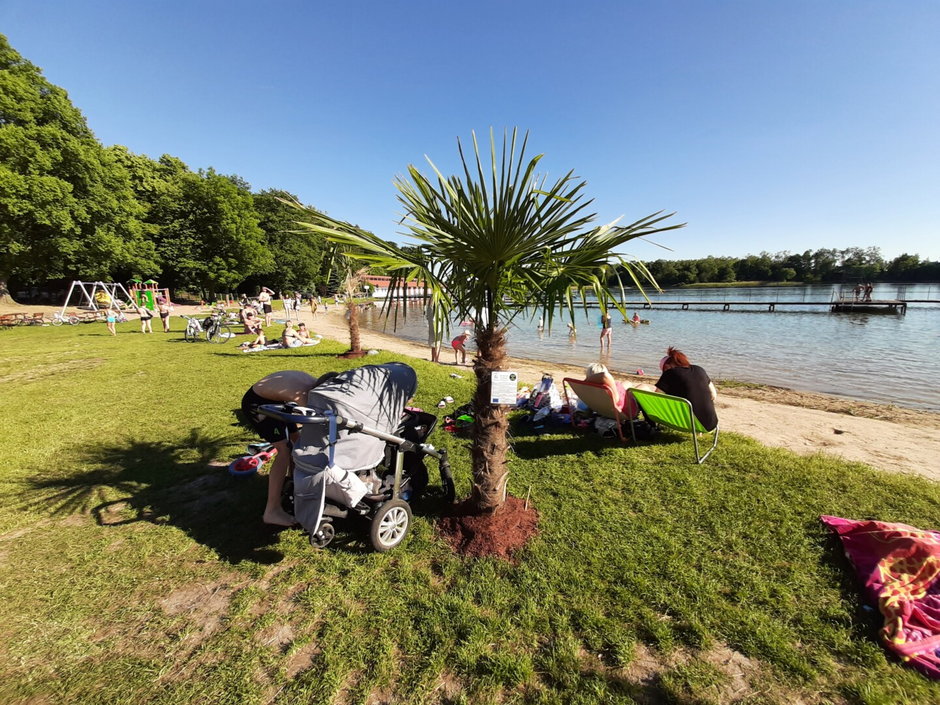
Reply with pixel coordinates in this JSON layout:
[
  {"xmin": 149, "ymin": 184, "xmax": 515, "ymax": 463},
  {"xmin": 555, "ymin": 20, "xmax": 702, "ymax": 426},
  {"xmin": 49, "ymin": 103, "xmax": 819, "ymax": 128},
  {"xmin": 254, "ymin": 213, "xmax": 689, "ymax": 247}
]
[
  {"xmin": 310, "ymin": 521, "xmax": 335, "ymax": 549},
  {"xmin": 369, "ymin": 499, "xmax": 412, "ymax": 552}
]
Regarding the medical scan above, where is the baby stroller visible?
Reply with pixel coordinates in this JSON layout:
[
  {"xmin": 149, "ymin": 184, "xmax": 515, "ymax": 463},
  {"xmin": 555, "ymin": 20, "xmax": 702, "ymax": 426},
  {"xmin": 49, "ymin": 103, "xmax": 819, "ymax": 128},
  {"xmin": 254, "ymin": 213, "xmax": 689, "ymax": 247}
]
[{"xmin": 258, "ymin": 362, "xmax": 455, "ymax": 552}]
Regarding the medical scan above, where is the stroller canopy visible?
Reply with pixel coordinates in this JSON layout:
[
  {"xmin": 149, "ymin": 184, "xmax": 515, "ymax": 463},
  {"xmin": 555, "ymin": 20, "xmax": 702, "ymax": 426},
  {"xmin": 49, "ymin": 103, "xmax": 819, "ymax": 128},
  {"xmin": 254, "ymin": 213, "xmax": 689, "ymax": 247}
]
[{"xmin": 293, "ymin": 363, "xmax": 418, "ymax": 473}]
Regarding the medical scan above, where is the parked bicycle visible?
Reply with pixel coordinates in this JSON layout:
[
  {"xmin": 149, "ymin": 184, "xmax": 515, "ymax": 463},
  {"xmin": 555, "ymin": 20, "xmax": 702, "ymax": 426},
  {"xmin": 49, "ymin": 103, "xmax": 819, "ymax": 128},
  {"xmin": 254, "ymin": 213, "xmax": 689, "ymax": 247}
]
[
  {"xmin": 204, "ymin": 311, "xmax": 234, "ymax": 343},
  {"xmin": 181, "ymin": 312, "xmax": 234, "ymax": 343},
  {"xmin": 50, "ymin": 312, "xmax": 80, "ymax": 326}
]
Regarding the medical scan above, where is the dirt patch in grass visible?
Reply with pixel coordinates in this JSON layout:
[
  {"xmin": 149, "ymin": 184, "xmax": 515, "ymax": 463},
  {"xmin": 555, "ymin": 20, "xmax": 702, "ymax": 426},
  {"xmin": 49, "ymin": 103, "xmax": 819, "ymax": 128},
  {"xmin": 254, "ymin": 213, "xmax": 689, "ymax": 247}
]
[
  {"xmin": 257, "ymin": 623, "xmax": 295, "ymax": 651},
  {"xmin": 161, "ymin": 580, "xmax": 235, "ymax": 617},
  {"xmin": 437, "ymin": 496, "xmax": 539, "ymax": 560},
  {"xmin": 0, "ymin": 357, "xmax": 105, "ymax": 385},
  {"xmin": 285, "ymin": 639, "xmax": 322, "ymax": 678},
  {"xmin": 618, "ymin": 642, "xmax": 770, "ymax": 705}
]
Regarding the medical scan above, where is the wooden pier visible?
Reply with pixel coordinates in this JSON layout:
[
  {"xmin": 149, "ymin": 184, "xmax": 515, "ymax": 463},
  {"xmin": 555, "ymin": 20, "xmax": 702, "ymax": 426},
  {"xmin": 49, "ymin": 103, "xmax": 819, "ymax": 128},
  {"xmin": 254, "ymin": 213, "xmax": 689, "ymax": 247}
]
[{"xmin": 600, "ymin": 298, "xmax": 926, "ymax": 314}]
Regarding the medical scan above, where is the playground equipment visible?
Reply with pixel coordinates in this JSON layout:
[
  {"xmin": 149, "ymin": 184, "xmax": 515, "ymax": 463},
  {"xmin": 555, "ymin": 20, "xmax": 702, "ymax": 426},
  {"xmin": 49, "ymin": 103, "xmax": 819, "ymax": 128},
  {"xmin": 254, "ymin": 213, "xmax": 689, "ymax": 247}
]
[
  {"xmin": 58, "ymin": 281, "xmax": 135, "ymax": 316},
  {"xmin": 128, "ymin": 279, "xmax": 171, "ymax": 311}
]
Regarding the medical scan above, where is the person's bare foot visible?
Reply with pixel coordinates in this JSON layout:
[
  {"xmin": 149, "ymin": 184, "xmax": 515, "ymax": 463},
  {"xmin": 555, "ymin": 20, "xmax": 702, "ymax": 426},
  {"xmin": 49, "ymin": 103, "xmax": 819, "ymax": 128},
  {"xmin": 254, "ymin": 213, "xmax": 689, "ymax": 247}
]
[{"xmin": 263, "ymin": 507, "xmax": 297, "ymax": 526}]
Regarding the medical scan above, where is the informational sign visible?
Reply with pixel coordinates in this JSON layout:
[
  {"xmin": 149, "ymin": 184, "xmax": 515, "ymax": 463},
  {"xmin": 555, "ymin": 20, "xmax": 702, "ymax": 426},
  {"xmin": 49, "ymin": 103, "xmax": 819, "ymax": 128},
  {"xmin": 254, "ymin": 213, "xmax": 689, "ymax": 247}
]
[{"xmin": 490, "ymin": 371, "xmax": 519, "ymax": 405}]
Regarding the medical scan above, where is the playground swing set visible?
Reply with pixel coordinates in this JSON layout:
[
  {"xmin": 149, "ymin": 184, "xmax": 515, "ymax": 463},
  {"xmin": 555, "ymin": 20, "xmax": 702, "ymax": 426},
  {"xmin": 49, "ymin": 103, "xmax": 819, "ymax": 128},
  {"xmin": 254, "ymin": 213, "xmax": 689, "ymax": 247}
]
[{"xmin": 58, "ymin": 279, "xmax": 171, "ymax": 319}]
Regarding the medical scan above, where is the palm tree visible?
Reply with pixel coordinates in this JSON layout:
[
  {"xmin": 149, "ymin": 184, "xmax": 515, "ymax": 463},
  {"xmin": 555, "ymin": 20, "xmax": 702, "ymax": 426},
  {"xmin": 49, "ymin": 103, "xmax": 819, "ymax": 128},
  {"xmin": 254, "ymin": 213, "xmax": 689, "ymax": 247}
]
[
  {"xmin": 338, "ymin": 264, "xmax": 369, "ymax": 358},
  {"xmin": 296, "ymin": 129, "xmax": 684, "ymax": 512}
]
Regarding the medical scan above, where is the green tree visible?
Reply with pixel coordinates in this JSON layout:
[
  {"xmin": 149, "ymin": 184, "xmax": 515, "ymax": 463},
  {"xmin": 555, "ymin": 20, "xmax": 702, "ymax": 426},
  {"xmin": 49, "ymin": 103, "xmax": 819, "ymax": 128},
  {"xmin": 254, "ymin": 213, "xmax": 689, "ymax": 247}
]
[
  {"xmin": 0, "ymin": 35, "xmax": 154, "ymax": 299},
  {"xmin": 247, "ymin": 189, "xmax": 327, "ymax": 293},
  {"xmin": 153, "ymin": 168, "xmax": 272, "ymax": 297},
  {"xmin": 296, "ymin": 129, "xmax": 683, "ymax": 512}
]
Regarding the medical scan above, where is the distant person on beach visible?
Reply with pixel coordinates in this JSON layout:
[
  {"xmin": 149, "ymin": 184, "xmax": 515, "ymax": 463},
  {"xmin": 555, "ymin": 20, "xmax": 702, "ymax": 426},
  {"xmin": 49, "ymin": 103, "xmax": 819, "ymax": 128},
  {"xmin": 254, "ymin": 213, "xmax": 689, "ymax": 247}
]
[
  {"xmin": 157, "ymin": 300, "xmax": 172, "ymax": 332},
  {"xmin": 136, "ymin": 303, "xmax": 154, "ymax": 334},
  {"xmin": 452, "ymin": 330, "xmax": 472, "ymax": 365},
  {"xmin": 655, "ymin": 346, "xmax": 718, "ymax": 431},
  {"xmin": 281, "ymin": 321, "xmax": 303, "ymax": 348},
  {"xmin": 240, "ymin": 370, "xmax": 338, "ymax": 526},
  {"xmin": 241, "ymin": 305, "xmax": 262, "ymax": 334},
  {"xmin": 296, "ymin": 322, "xmax": 318, "ymax": 345},
  {"xmin": 239, "ymin": 329, "xmax": 268, "ymax": 351},
  {"xmin": 258, "ymin": 287, "xmax": 274, "ymax": 326},
  {"xmin": 600, "ymin": 312, "xmax": 612, "ymax": 350}
]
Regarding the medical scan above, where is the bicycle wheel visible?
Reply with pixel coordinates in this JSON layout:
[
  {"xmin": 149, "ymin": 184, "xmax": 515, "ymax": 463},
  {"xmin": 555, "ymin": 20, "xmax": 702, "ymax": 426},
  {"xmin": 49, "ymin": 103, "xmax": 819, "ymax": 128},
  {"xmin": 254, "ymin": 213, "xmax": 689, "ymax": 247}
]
[
  {"xmin": 67, "ymin": 315, "xmax": 80, "ymax": 325},
  {"xmin": 217, "ymin": 324, "xmax": 234, "ymax": 343},
  {"xmin": 51, "ymin": 316, "xmax": 64, "ymax": 327},
  {"xmin": 184, "ymin": 323, "xmax": 198, "ymax": 342}
]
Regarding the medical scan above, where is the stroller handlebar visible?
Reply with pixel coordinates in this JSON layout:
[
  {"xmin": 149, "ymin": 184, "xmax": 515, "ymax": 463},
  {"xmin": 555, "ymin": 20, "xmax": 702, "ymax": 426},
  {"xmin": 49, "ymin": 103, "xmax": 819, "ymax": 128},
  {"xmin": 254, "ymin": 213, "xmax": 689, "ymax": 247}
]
[{"xmin": 257, "ymin": 403, "xmax": 437, "ymax": 452}]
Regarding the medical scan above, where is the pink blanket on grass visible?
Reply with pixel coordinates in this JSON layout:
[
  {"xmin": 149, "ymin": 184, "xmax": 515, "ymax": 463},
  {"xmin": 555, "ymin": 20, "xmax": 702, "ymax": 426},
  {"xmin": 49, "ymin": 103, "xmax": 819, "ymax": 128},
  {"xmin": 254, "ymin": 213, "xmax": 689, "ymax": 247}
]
[{"xmin": 821, "ymin": 515, "xmax": 940, "ymax": 679}]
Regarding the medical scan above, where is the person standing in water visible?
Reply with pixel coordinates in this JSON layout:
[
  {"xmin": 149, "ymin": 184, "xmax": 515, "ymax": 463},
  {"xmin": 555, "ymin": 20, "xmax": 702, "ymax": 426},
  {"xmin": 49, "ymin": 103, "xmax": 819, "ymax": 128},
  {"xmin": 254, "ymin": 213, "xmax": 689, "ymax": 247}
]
[{"xmin": 599, "ymin": 311, "xmax": 612, "ymax": 350}]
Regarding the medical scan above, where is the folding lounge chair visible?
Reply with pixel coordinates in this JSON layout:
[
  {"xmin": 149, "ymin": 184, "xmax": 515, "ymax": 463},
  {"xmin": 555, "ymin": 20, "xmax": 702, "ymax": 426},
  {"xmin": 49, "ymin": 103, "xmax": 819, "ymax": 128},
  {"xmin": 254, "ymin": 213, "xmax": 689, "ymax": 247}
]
[
  {"xmin": 562, "ymin": 378, "xmax": 638, "ymax": 443},
  {"xmin": 629, "ymin": 389, "xmax": 719, "ymax": 464}
]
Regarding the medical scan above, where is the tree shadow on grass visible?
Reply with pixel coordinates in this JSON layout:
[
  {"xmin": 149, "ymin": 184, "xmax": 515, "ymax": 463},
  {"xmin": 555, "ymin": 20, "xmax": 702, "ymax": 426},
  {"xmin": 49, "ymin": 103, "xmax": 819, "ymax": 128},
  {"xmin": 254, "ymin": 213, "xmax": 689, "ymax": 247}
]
[{"xmin": 26, "ymin": 428, "xmax": 287, "ymax": 565}]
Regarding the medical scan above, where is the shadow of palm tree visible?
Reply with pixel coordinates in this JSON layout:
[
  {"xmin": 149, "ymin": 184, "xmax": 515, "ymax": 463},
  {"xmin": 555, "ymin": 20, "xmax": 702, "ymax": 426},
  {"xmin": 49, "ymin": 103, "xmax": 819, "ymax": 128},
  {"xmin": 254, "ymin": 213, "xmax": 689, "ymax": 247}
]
[{"xmin": 26, "ymin": 428, "xmax": 286, "ymax": 564}]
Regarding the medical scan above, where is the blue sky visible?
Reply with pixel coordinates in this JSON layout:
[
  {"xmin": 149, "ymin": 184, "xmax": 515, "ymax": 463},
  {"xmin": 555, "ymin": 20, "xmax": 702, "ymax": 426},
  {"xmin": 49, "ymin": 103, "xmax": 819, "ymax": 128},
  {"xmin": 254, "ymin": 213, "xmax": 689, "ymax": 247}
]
[{"xmin": 3, "ymin": 1, "xmax": 938, "ymax": 262}]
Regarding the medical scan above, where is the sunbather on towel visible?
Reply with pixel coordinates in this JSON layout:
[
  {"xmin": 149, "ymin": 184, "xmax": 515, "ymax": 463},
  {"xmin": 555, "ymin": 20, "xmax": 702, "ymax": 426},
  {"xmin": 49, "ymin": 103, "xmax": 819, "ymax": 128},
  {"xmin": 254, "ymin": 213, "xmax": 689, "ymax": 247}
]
[
  {"xmin": 240, "ymin": 370, "xmax": 338, "ymax": 526},
  {"xmin": 655, "ymin": 346, "xmax": 718, "ymax": 431},
  {"xmin": 296, "ymin": 322, "xmax": 320, "ymax": 345},
  {"xmin": 281, "ymin": 321, "xmax": 304, "ymax": 348},
  {"xmin": 239, "ymin": 329, "xmax": 268, "ymax": 351}
]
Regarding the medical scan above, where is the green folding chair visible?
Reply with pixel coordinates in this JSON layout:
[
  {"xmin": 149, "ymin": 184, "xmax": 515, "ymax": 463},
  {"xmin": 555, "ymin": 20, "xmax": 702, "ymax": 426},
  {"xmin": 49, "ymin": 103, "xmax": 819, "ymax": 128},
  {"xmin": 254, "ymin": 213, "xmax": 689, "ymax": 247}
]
[{"xmin": 629, "ymin": 389, "xmax": 719, "ymax": 463}]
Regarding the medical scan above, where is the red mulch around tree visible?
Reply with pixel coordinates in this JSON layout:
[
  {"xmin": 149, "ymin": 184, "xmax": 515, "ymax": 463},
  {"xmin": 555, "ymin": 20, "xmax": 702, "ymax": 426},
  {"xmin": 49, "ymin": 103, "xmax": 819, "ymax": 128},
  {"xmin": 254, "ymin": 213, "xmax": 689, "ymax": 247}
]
[{"xmin": 437, "ymin": 496, "xmax": 539, "ymax": 560}]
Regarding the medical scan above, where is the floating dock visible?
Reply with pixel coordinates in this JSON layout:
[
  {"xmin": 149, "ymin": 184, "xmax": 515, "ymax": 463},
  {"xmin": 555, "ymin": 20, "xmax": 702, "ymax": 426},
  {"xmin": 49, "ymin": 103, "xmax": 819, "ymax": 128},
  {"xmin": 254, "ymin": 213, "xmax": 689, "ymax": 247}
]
[{"xmin": 829, "ymin": 298, "xmax": 907, "ymax": 314}]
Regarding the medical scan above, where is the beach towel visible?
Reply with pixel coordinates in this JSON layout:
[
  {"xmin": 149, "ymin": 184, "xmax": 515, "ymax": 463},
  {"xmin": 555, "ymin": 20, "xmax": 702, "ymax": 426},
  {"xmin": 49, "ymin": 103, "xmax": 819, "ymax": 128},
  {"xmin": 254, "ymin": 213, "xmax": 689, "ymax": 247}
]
[{"xmin": 821, "ymin": 515, "xmax": 940, "ymax": 679}]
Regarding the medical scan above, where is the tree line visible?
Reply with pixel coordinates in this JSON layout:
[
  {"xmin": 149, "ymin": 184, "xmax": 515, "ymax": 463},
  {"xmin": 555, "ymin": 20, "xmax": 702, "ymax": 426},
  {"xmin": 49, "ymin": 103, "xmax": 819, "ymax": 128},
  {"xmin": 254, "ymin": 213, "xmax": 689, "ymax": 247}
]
[
  {"xmin": 641, "ymin": 248, "xmax": 938, "ymax": 287},
  {"xmin": 0, "ymin": 34, "xmax": 336, "ymax": 302}
]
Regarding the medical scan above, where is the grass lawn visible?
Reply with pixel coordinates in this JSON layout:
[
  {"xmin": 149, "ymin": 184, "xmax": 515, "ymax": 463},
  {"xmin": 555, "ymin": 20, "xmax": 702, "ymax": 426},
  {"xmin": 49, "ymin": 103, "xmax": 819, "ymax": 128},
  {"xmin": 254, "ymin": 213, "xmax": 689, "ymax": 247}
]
[{"xmin": 1, "ymin": 320, "xmax": 939, "ymax": 705}]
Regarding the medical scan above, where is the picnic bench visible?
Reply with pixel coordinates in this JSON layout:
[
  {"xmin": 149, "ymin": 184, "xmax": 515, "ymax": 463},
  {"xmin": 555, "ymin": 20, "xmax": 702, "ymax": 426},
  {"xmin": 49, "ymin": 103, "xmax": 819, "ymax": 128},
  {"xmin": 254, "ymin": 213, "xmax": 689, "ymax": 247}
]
[{"xmin": 1, "ymin": 312, "xmax": 48, "ymax": 327}]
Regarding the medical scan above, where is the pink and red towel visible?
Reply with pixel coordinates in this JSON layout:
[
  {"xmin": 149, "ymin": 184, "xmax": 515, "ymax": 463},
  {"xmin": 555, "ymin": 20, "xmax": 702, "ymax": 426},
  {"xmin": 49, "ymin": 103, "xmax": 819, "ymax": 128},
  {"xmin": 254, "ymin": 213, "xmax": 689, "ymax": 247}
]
[{"xmin": 821, "ymin": 515, "xmax": 940, "ymax": 679}]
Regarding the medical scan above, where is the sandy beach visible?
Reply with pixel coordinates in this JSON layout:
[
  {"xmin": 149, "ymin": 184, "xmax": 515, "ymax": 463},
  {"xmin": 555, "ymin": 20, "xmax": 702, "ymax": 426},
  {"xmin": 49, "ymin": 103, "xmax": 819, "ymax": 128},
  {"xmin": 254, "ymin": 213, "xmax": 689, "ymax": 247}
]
[{"xmin": 6, "ymin": 300, "xmax": 940, "ymax": 483}]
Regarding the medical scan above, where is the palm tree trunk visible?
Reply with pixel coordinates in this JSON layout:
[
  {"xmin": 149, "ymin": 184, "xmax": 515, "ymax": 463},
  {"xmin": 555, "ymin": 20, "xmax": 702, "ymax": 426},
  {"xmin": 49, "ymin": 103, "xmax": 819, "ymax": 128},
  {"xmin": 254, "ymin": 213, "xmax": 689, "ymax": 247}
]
[
  {"xmin": 348, "ymin": 299, "xmax": 361, "ymax": 353},
  {"xmin": 469, "ymin": 325, "xmax": 510, "ymax": 512}
]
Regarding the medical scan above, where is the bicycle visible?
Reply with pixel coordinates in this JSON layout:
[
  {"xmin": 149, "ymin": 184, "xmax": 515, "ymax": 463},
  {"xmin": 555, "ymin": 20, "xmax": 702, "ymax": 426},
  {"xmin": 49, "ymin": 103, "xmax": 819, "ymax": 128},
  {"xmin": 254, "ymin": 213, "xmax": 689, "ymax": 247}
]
[
  {"xmin": 181, "ymin": 312, "xmax": 234, "ymax": 343},
  {"xmin": 50, "ymin": 312, "xmax": 80, "ymax": 326},
  {"xmin": 182, "ymin": 315, "xmax": 203, "ymax": 342},
  {"xmin": 204, "ymin": 311, "xmax": 234, "ymax": 344}
]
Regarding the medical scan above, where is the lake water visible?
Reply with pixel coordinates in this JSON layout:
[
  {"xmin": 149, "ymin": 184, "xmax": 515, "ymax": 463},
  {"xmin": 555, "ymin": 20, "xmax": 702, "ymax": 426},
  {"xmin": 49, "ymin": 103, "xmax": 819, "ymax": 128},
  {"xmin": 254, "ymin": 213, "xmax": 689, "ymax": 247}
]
[{"xmin": 357, "ymin": 283, "xmax": 940, "ymax": 411}]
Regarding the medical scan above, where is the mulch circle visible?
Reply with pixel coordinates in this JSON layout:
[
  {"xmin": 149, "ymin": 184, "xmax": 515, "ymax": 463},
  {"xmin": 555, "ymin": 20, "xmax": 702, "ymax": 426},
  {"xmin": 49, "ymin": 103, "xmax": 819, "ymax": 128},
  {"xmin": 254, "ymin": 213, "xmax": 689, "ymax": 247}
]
[{"xmin": 437, "ymin": 495, "xmax": 539, "ymax": 561}]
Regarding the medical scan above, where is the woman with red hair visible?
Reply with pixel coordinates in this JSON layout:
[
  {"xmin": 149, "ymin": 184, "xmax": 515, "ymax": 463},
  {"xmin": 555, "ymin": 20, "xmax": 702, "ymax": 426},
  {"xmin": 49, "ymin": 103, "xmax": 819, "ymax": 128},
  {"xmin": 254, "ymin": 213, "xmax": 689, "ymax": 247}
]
[{"xmin": 655, "ymin": 347, "xmax": 718, "ymax": 431}]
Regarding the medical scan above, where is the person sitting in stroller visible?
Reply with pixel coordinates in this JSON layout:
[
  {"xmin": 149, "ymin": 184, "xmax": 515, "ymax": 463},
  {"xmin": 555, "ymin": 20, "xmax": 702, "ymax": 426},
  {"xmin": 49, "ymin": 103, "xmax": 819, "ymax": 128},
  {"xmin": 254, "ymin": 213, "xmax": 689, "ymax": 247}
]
[{"xmin": 240, "ymin": 370, "xmax": 337, "ymax": 525}]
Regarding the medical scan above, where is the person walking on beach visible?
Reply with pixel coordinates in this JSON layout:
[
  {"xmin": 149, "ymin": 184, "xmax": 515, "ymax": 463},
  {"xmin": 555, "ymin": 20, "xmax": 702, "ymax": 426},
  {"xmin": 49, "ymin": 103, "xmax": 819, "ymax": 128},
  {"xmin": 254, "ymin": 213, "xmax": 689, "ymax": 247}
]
[
  {"xmin": 157, "ymin": 298, "xmax": 172, "ymax": 332},
  {"xmin": 136, "ymin": 303, "xmax": 154, "ymax": 333},
  {"xmin": 599, "ymin": 311, "xmax": 612, "ymax": 351}
]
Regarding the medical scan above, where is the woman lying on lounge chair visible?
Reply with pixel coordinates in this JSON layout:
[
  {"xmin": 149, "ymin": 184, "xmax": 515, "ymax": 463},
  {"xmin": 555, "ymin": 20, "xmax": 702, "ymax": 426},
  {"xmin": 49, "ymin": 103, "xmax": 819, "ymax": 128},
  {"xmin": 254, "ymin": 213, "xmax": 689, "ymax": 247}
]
[{"xmin": 583, "ymin": 363, "xmax": 655, "ymax": 418}]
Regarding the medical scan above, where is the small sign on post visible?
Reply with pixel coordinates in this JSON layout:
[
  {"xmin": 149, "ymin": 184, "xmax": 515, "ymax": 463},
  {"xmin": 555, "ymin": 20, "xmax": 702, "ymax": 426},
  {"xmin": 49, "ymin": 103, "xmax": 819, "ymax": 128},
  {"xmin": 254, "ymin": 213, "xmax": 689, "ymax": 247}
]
[{"xmin": 490, "ymin": 371, "xmax": 519, "ymax": 405}]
